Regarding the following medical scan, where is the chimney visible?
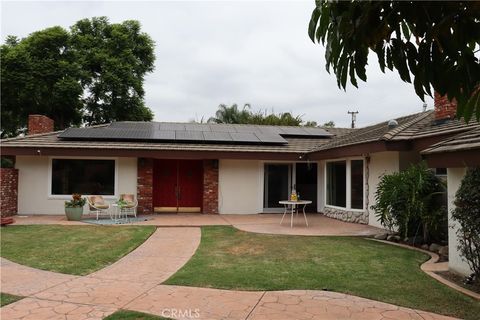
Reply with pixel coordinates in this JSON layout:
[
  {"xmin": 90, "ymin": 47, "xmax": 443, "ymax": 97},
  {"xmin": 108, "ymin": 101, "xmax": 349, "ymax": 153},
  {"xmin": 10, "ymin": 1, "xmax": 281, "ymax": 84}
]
[
  {"xmin": 434, "ymin": 92, "xmax": 457, "ymax": 121},
  {"xmin": 28, "ymin": 115, "xmax": 54, "ymax": 135}
]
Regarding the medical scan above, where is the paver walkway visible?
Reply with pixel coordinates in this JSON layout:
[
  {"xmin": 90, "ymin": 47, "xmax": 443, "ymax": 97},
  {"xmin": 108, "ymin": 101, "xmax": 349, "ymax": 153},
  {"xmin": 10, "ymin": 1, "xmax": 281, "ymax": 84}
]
[{"xmin": 1, "ymin": 227, "xmax": 457, "ymax": 320}]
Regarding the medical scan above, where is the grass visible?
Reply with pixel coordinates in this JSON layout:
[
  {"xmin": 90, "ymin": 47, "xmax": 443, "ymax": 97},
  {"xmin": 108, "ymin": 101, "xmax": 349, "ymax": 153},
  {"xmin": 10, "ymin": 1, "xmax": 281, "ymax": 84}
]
[
  {"xmin": 0, "ymin": 225, "xmax": 155, "ymax": 275},
  {"xmin": 0, "ymin": 293, "xmax": 23, "ymax": 307},
  {"xmin": 166, "ymin": 226, "xmax": 480, "ymax": 320},
  {"xmin": 104, "ymin": 310, "xmax": 171, "ymax": 320}
]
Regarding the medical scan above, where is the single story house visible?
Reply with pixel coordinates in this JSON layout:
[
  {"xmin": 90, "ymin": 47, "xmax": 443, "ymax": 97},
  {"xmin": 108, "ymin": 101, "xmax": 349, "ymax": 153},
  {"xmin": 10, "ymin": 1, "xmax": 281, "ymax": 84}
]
[{"xmin": 1, "ymin": 94, "xmax": 479, "ymax": 276}]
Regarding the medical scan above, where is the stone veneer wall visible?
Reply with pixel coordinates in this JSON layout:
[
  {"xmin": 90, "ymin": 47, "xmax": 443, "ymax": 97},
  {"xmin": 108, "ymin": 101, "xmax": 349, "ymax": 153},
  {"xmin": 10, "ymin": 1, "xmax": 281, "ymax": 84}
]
[
  {"xmin": 137, "ymin": 158, "xmax": 153, "ymax": 214},
  {"xmin": 323, "ymin": 207, "xmax": 368, "ymax": 224},
  {"xmin": 0, "ymin": 168, "xmax": 19, "ymax": 217},
  {"xmin": 202, "ymin": 160, "xmax": 219, "ymax": 214}
]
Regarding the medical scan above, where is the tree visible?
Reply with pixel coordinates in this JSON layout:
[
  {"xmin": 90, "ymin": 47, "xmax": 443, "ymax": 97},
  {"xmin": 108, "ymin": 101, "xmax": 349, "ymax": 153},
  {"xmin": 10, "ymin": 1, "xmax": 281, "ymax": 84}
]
[
  {"xmin": 1, "ymin": 28, "xmax": 84, "ymax": 137},
  {"xmin": 452, "ymin": 167, "xmax": 480, "ymax": 281},
  {"xmin": 322, "ymin": 121, "xmax": 335, "ymax": 128},
  {"xmin": 71, "ymin": 17, "xmax": 155, "ymax": 125},
  {"xmin": 207, "ymin": 104, "xmax": 318, "ymax": 126},
  {"xmin": 0, "ymin": 17, "xmax": 155, "ymax": 138},
  {"xmin": 309, "ymin": 1, "xmax": 480, "ymax": 121},
  {"xmin": 207, "ymin": 104, "xmax": 251, "ymax": 124}
]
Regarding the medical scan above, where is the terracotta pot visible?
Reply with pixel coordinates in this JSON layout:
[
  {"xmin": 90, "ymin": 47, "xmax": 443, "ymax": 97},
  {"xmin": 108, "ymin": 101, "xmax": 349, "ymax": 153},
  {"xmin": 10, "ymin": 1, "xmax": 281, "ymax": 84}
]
[{"xmin": 65, "ymin": 207, "xmax": 83, "ymax": 221}]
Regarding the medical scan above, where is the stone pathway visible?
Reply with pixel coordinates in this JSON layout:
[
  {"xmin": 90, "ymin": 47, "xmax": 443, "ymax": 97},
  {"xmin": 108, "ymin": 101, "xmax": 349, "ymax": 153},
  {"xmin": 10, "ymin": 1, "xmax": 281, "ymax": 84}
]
[{"xmin": 1, "ymin": 227, "xmax": 458, "ymax": 320}]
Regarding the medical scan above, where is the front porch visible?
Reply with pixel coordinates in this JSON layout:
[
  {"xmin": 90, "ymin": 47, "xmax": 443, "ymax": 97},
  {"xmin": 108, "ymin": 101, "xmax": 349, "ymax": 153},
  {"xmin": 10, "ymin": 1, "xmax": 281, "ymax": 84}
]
[{"xmin": 9, "ymin": 213, "xmax": 384, "ymax": 236}]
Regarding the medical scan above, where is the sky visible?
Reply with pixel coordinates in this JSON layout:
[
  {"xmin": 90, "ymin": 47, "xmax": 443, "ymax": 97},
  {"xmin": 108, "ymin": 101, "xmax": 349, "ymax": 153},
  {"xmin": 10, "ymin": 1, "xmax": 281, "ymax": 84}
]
[{"xmin": 1, "ymin": 0, "xmax": 433, "ymax": 128}]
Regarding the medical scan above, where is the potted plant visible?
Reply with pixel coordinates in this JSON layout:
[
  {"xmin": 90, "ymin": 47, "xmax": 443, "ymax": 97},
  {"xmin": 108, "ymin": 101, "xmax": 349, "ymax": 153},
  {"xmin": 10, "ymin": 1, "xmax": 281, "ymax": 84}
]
[{"xmin": 65, "ymin": 194, "xmax": 86, "ymax": 221}]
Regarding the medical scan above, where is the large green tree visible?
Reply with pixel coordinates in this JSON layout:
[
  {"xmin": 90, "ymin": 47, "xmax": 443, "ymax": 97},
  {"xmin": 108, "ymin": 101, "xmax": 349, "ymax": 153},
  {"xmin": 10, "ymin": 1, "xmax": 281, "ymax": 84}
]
[
  {"xmin": 1, "ymin": 17, "xmax": 155, "ymax": 138},
  {"xmin": 309, "ymin": 1, "xmax": 480, "ymax": 121},
  {"xmin": 71, "ymin": 17, "xmax": 155, "ymax": 125},
  {"xmin": 1, "ymin": 28, "xmax": 83, "ymax": 137}
]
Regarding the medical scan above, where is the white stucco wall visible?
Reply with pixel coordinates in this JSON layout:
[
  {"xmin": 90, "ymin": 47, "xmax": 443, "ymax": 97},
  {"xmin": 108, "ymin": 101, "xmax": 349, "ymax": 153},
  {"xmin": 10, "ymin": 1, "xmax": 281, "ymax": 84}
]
[
  {"xmin": 16, "ymin": 156, "xmax": 137, "ymax": 215},
  {"xmin": 218, "ymin": 159, "xmax": 262, "ymax": 214},
  {"xmin": 447, "ymin": 167, "xmax": 472, "ymax": 276},
  {"xmin": 367, "ymin": 151, "xmax": 400, "ymax": 228}
]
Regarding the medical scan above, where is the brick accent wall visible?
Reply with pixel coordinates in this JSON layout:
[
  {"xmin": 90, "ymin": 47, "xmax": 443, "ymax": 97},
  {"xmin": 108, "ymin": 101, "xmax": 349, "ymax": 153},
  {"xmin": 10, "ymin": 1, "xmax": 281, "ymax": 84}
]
[
  {"xmin": 202, "ymin": 160, "xmax": 219, "ymax": 214},
  {"xmin": 434, "ymin": 92, "xmax": 457, "ymax": 120},
  {"xmin": 137, "ymin": 158, "xmax": 153, "ymax": 214},
  {"xmin": 0, "ymin": 168, "xmax": 18, "ymax": 217},
  {"xmin": 28, "ymin": 114, "xmax": 54, "ymax": 135}
]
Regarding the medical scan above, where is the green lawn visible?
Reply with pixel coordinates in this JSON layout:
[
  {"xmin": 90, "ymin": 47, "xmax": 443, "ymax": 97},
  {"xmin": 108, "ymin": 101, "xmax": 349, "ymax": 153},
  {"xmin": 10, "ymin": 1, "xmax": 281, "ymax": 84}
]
[
  {"xmin": 0, "ymin": 293, "xmax": 23, "ymax": 307},
  {"xmin": 166, "ymin": 226, "xmax": 480, "ymax": 320},
  {"xmin": 0, "ymin": 225, "xmax": 155, "ymax": 275},
  {"xmin": 104, "ymin": 310, "xmax": 171, "ymax": 320}
]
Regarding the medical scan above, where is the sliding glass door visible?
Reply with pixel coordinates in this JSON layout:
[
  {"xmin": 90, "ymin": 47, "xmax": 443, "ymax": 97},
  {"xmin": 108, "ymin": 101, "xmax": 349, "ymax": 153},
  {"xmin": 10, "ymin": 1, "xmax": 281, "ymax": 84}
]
[{"xmin": 263, "ymin": 164, "xmax": 291, "ymax": 209}]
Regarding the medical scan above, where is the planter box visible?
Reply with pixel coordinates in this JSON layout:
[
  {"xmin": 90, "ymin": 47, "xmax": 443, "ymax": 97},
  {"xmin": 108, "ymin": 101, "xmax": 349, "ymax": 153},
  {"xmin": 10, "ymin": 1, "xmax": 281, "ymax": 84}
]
[{"xmin": 65, "ymin": 207, "xmax": 83, "ymax": 221}]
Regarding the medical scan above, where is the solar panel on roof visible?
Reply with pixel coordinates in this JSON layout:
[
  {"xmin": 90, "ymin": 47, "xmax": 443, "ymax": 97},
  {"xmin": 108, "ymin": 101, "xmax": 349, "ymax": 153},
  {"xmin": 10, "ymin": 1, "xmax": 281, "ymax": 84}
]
[
  {"xmin": 110, "ymin": 122, "xmax": 157, "ymax": 130},
  {"xmin": 279, "ymin": 127, "xmax": 309, "ymax": 135},
  {"xmin": 58, "ymin": 121, "xmax": 332, "ymax": 145},
  {"xmin": 203, "ymin": 131, "xmax": 233, "ymax": 142},
  {"xmin": 255, "ymin": 133, "xmax": 288, "ymax": 144},
  {"xmin": 160, "ymin": 123, "xmax": 185, "ymax": 131},
  {"xmin": 301, "ymin": 127, "xmax": 333, "ymax": 136},
  {"xmin": 184, "ymin": 123, "xmax": 210, "ymax": 131},
  {"xmin": 233, "ymin": 125, "xmax": 262, "ymax": 133},
  {"xmin": 152, "ymin": 130, "xmax": 175, "ymax": 140},
  {"xmin": 209, "ymin": 124, "xmax": 237, "ymax": 132},
  {"xmin": 230, "ymin": 132, "xmax": 260, "ymax": 143},
  {"xmin": 175, "ymin": 130, "xmax": 204, "ymax": 141}
]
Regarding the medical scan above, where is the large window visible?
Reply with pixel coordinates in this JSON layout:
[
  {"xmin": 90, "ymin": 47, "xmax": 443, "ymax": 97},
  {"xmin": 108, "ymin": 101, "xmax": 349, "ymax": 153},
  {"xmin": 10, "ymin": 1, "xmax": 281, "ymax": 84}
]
[
  {"xmin": 326, "ymin": 159, "xmax": 364, "ymax": 210},
  {"xmin": 51, "ymin": 159, "xmax": 115, "ymax": 195},
  {"xmin": 326, "ymin": 161, "xmax": 347, "ymax": 207}
]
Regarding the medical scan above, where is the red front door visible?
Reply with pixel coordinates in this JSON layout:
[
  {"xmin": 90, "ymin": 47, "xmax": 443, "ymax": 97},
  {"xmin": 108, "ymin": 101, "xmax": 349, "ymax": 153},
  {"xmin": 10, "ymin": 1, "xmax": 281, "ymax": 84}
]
[
  {"xmin": 153, "ymin": 159, "xmax": 203, "ymax": 212},
  {"xmin": 178, "ymin": 160, "xmax": 203, "ymax": 209}
]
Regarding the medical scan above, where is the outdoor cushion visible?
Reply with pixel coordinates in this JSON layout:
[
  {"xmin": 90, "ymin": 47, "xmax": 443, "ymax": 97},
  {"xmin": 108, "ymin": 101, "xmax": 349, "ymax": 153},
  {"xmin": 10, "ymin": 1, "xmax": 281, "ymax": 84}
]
[
  {"xmin": 120, "ymin": 194, "xmax": 135, "ymax": 203},
  {"xmin": 93, "ymin": 203, "xmax": 109, "ymax": 209},
  {"xmin": 122, "ymin": 202, "xmax": 136, "ymax": 208}
]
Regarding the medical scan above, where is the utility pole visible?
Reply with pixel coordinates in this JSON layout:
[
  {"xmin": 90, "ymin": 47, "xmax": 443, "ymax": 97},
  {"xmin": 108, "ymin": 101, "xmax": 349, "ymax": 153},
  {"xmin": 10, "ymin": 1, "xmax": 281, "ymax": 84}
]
[{"xmin": 348, "ymin": 111, "xmax": 359, "ymax": 128}]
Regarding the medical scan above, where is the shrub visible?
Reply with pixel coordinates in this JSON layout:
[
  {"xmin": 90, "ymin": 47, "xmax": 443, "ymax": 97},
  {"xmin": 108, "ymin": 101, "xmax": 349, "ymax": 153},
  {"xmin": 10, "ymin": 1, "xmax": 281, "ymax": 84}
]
[
  {"xmin": 371, "ymin": 162, "xmax": 446, "ymax": 242},
  {"xmin": 452, "ymin": 167, "xmax": 480, "ymax": 280}
]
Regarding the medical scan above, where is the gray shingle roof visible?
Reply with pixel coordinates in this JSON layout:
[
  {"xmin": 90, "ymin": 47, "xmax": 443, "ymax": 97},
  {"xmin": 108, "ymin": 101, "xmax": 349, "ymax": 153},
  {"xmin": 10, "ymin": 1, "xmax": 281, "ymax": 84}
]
[{"xmin": 421, "ymin": 126, "xmax": 480, "ymax": 154}]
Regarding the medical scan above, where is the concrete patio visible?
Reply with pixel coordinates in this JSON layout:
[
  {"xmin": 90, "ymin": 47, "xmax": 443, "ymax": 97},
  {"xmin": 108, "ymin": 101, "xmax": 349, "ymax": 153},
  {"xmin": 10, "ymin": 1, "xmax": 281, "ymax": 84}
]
[{"xmin": 10, "ymin": 213, "xmax": 385, "ymax": 236}]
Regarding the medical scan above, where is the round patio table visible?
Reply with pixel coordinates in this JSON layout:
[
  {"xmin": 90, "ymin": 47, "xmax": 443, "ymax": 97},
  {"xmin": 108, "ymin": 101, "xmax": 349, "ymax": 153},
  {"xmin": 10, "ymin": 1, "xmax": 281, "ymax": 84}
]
[{"xmin": 279, "ymin": 200, "xmax": 311, "ymax": 228}]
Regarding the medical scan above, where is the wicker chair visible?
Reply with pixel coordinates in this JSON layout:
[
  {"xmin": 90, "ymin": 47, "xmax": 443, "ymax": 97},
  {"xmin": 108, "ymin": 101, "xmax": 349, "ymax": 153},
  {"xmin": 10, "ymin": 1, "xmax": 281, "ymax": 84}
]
[
  {"xmin": 119, "ymin": 194, "xmax": 138, "ymax": 219},
  {"xmin": 87, "ymin": 195, "xmax": 111, "ymax": 220}
]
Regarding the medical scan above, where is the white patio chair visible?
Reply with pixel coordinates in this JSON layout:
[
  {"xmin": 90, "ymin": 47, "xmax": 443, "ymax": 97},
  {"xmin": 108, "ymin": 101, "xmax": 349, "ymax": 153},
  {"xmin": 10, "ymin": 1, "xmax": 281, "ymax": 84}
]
[
  {"xmin": 119, "ymin": 194, "xmax": 138, "ymax": 219},
  {"xmin": 87, "ymin": 195, "xmax": 111, "ymax": 220}
]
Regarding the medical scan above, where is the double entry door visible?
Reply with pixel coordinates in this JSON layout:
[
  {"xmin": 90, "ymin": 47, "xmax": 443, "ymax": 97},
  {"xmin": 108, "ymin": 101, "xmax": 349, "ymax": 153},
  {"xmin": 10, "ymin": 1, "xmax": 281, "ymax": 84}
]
[{"xmin": 153, "ymin": 159, "xmax": 203, "ymax": 213}]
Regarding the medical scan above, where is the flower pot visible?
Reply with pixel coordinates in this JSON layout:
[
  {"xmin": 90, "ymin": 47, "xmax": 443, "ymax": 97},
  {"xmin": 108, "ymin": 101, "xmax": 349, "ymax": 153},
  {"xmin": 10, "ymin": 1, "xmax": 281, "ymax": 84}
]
[{"xmin": 65, "ymin": 207, "xmax": 83, "ymax": 221}]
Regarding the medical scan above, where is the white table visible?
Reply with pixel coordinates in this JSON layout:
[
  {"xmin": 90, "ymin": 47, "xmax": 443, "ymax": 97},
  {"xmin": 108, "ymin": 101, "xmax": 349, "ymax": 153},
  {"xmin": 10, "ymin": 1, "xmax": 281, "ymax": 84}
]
[
  {"xmin": 279, "ymin": 200, "xmax": 311, "ymax": 228},
  {"xmin": 111, "ymin": 203, "xmax": 128, "ymax": 223}
]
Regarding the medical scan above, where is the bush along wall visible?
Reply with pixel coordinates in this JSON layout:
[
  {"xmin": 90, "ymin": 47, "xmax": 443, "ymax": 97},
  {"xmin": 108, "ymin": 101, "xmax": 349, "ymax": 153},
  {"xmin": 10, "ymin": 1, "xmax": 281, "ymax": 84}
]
[
  {"xmin": 452, "ymin": 167, "xmax": 480, "ymax": 283},
  {"xmin": 371, "ymin": 162, "xmax": 447, "ymax": 245}
]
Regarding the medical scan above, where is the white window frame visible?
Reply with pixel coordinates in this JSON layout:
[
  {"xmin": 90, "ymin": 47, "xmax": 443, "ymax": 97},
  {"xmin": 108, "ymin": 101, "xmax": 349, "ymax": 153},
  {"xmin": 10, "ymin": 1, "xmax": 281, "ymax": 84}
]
[
  {"xmin": 324, "ymin": 157, "xmax": 365, "ymax": 212},
  {"xmin": 48, "ymin": 156, "xmax": 119, "ymax": 200}
]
